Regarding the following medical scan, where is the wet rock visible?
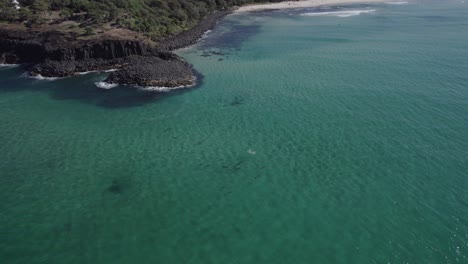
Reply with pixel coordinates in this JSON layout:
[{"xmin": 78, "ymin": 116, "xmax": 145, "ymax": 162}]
[
  {"xmin": 157, "ymin": 11, "xmax": 231, "ymax": 51},
  {"xmin": 105, "ymin": 56, "xmax": 195, "ymax": 88},
  {"xmin": 0, "ymin": 11, "xmax": 230, "ymax": 89}
]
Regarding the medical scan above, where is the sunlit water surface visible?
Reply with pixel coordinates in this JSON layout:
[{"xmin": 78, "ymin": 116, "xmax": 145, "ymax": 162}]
[{"xmin": 1, "ymin": 1, "xmax": 467, "ymax": 263}]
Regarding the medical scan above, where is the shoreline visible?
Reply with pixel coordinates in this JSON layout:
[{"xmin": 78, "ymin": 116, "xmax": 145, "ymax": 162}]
[
  {"xmin": 235, "ymin": 0, "xmax": 390, "ymax": 13},
  {"xmin": 0, "ymin": 11, "xmax": 231, "ymax": 89},
  {"xmin": 0, "ymin": 0, "xmax": 398, "ymax": 90}
]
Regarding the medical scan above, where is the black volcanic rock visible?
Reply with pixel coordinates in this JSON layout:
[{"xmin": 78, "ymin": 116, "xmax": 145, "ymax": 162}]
[
  {"xmin": 31, "ymin": 60, "xmax": 77, "ymax": 77},
  {"xmin": 105, "ymin": 56, "xmax": 195, "ymax": 87},
  {"xmin": 0, "ymin": 11, "xmax": 230, "ymax": 88},
  {"xmin": 0, "ymin": 29, "xmax": 150, "ymax": 64},
  {"xmin": 31, "ymin": 58, "xmax": 122, "ymax": 77},
  {"xmin": 157, "ymin": 11, "xmax": 231, "ymax": 50}
]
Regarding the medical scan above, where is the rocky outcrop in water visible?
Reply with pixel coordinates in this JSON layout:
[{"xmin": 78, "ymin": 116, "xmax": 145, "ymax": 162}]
[
  {"xmin": 104, "ymin": 56, "xmax": 195, "ymax": 87},
  {"xmin": 0, "ymin": 11, "xmax": 229, "ymax": 88}
]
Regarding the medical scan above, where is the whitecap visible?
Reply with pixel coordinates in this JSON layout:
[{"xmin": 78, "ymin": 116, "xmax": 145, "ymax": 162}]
[
  {"xmin": 136, "ymin": 77, "xmax": 196, "ymax": 92},
  {"xmin": 0, "ymin": 64, "xmax": 19, "ymax": 68},
  {"xmin": 301, "ymin": 9, "xmax": 376, "ymax": 18},
  {"xmin": 201, "ymin": 30, "xmax": 213, "ymax": 39},
  {"xmin": 176, "ymin": 30, "xmax": 213, "ymax": 51},
  {"xmin": 137, "ymin": 84, "xmax": 191, "ymax": 92},
  {"xmin": 78, "ymin": 69, "xmax": 117, "ymax": 75},
  {"xmin": 25, "ymin": 73, "xmax": 60, "ymax": 81},
  {"xmin": 385, "ymin": 1, "xmax": 409, "ymax": 4},
  {"xmin": 95, "ymin": 81, "xmax": 118, "ymax": 89},
  {"xmin": 78, "ymin": 71, "xmax": 95, "ymax": 75}
]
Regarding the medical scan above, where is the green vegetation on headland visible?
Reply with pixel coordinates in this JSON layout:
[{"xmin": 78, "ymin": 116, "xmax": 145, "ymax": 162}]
[{"xmin": 0, "ymin": 0, "xmax": 284, "ymax": 40}]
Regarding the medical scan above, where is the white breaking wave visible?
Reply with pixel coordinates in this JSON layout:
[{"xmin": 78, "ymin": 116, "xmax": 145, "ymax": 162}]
[
  {"xmin": 95, "ymin": 76, "xmax": 196, "ymax": 91},
  {"xmin": 137, "ymin": 77, "xmax": 197, "ymax": 92},
  {"xmin": 0, "ymin": 64, "xmax": 19, "ymax": 67},
  {"xmin": 78, "ymin": 69, "xmax": 117, "ymax": 75},
  {"xmin": 95, "ymin": 81, "xmax": 118, "ymax": 89},
  {"xmin": 201, "ymin": 30, "xmax": 213, "ymax": 39},
  {"xmin": 176, "ymin": 29, "xmax": 213, "ymax": 51},
  {"xmin": 301, "ymin": 9, "xmax": 376, "ymax": 17},
  {"xmin": 138, "ymin": 86, "xmax": 174, "ymax": 92},
  {"xmin": 26, "ymin": 73, "xmax": 60, "ymax": 81},
  {"xmin": 78, "ymin": 71, "xmax": 95, "ymax": 75},
  {"xmin": 385, "ymin": 1, "xmax": 409, "ymax": 4},
  {"xmin": 137, "ymin": 84, "xmax": 191, "ymax": 92}
]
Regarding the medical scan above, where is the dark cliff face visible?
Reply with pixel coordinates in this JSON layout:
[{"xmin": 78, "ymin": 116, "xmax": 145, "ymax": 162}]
[
  {"xmin": 49, "ymin": 40, "xmax": 148, "ymax": 61},
  {"xmin": 0, "ymin": 28, "xmax": 196, "ymax": 87},
  {"xmin": 0, "ymin": 30, "xmax": 45, "ymax": 63},
  {"xmin": 0, "ymin": 29, "xmax": 149, "ymax": 64},
  {"xmin": 0, "ymin": 11, "xmax": 229, "ymax": 88}
]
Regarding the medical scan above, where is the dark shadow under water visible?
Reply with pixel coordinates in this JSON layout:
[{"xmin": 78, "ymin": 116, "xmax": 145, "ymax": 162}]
[
  {"xmin": 0, "ymin": 3, "xmax": 389, "ymax": 109},
  {"xmin": 0, "ymin": 66, "xmax": 205, "ymax": 108},
  {"xmin": 196, "ymin": 4, "xmax": 379, "ymax": 55},
  {"xmin": 199, "ymin": 19, "xmax": 262, "ymax": 51},
  {"xmin": 0, "ymin": 14, "xmax": 269, "ymax": 109},
  {"xmin": 0, "ymin": 19, "xmax": 263, "ymax": 109}
]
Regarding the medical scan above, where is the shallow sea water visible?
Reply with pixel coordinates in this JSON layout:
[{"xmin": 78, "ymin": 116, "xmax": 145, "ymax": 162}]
[{"xmin": 1, "ymin": 1, "xmax": 467, "ymax": 263}]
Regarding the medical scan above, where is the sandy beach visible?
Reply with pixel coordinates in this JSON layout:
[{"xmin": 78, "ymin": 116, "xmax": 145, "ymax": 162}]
[{"xmin": 235, "ymin": 0, "xmax": 391, "ymax": 12}]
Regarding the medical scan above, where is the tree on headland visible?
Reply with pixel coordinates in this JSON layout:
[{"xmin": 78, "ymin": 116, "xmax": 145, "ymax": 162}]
[
  {"xmin": 59, "ymin": 8, "xmax": 74, "ymax": 19},
  {"xmin": 30, "ymin": 0, "xmax": 49, "ymax": 12},
  {"xmin": 2, "ymin": 0, "xmax": 284, "ymax": 39},
  {"xmin": 84, "ymin": 26, "xmax": 94, "ymax": 35},
  {"xmin": 0, "ymin": 1, "xmax": 18, "ymax": 21}
]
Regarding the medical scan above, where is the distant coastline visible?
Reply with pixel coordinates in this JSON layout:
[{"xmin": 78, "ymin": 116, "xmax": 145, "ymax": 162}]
[{"xmin": 235, "ymin": 0, "xmax": 389, "ymax": 13}]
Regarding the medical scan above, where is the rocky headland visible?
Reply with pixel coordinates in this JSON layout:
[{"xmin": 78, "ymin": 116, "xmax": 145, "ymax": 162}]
[{"xmin": 0, "ymin": 10, "xmax": 231, "ymax": 89}]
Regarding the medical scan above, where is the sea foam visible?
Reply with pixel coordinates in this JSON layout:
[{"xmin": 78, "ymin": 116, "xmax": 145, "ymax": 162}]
[
  {"xmin": 137, "ymin": 77, "xmax": 197, "ymax": 92},
  {"xmin": 301, "ymin": 9, "xmax": 376, "ymax": 17},
  {"xmin": 25, "ymin": 73, "xmax": 60, "ymax": 81},
  {"xmin": 0, "ymin": 64, "xmax": 19, "ymax": 68},
  {"xmin": 385, "ymin": 1, "xmax": 409, "ymax": 5},
  {"xmin": 201, "ymin": 30, "xmax": 213, "ymax": 39},
  {"xmin": 137, "ymin": 84, "xmax": 193, "ymax": 92},
  {"xmin": 95, "ymin": 81, "xmax": 118, "ymax": 89},
  {"xmin": 78, "ymin": 71, "xmax": 95, "ymax": 75},
  {"xmin": 78, "ymin": 69, "xmax": 118, "ymax": 75}
]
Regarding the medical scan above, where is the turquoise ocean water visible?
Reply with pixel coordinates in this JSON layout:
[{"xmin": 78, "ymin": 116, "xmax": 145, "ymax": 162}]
[{"xmin": 1, "ymin": 1, "xmax": 467, "ymax": 263}]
